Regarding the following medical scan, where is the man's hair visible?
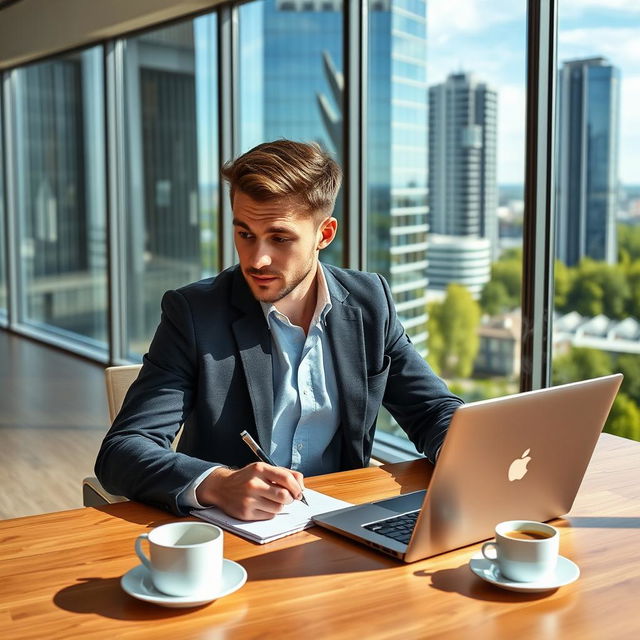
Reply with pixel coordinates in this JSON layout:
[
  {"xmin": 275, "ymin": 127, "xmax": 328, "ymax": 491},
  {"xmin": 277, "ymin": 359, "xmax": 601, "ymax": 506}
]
[{"xmin": 221, "ymin": 139, "xmax": 342, "ymax": 217}]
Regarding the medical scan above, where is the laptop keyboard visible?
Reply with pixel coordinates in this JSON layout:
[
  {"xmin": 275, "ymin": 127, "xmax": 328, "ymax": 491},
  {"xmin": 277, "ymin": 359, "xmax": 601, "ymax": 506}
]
[{"xmin": 363, "ymin": 510, "xmax": 420, "ymax": 545}]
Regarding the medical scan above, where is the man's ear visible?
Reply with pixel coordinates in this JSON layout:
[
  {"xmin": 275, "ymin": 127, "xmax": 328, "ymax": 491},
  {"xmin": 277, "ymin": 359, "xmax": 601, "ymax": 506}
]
[{"xmin": 317, "ymin": 217, "xmax": 338, "ymax": 250}]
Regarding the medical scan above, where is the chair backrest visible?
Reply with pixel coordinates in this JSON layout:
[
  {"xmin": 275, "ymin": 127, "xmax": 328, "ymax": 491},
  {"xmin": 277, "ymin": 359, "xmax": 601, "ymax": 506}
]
[
  {"xmin": 105, "ymin": 365, "xmax": 142, "ymax": 423},
  {"xmin": 104, "ymin": 364, "xmax": 183, "ymax": 450}
]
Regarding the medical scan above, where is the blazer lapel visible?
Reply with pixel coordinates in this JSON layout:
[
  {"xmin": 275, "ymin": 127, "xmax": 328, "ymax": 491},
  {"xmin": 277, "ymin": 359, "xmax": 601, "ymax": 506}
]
[
  {"xmin": 324, "ymin": 268, "xmax": 368, "ymax": 466},
  {"xmin": 231, "ymin": 269, "xmax": 274, "ymax": 450}
]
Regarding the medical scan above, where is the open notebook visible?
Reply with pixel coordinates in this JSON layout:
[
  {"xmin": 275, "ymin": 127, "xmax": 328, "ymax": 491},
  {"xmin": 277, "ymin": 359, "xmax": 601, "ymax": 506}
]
[{"xmin": 191, "ymin": 489, "xmax": 352, "ymax": 544}]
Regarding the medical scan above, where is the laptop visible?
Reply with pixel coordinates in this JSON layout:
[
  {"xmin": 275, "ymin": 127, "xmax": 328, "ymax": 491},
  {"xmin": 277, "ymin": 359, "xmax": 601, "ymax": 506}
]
[{"xmin": 313, "ymin": 374, "xmax": 623, "ymax": 562}]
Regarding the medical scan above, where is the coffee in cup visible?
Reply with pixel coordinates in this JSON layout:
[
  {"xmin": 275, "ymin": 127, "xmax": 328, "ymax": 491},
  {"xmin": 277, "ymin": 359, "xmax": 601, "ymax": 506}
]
[
  {"xmin": 135, "ymin": 521, "xmax": 223, "ymax": 596},
  {"xmin": 481, "ymin": 520, "xmax": 559, "ymax": 582},
  {"xmin": 503, "ymin": 528, "xmax": 554, "ymax": 541}
]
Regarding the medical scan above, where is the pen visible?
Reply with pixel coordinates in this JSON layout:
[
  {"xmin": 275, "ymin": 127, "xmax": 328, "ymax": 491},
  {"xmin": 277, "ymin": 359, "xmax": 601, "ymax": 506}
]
[{"xmin": 240, "ymin": 430, "xmax": 309, "ymax": 506}]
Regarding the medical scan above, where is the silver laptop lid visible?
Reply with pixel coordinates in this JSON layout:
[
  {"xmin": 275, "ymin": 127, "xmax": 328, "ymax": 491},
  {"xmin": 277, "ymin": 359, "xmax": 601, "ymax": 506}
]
[{"xmin": 404, "ymin": 374, "xmax": 622, "ymax": 562}]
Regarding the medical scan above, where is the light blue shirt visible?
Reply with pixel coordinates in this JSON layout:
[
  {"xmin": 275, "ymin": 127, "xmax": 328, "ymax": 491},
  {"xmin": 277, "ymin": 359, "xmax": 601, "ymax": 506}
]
[
  {"xmin": 184, "ymin": 264, "xmax": 341, "ymax": 508},
  {"xmin": 260, "ymin": 264, "xmax": 341, "ymax": 476}
]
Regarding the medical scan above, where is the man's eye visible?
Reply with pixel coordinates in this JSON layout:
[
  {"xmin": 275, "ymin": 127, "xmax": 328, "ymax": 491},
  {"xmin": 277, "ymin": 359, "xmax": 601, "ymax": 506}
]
[
  {"xmin": 273, "ymin": 236, "xmax": 291, "ymax": 244},
  {"xmin": 238, "ymin": 231, "xmax": 253, "ymax": 239}
]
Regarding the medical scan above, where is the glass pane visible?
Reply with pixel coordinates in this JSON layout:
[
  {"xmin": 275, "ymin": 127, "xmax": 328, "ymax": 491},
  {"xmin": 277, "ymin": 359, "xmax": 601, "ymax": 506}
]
[
  {"xmin": 238, "ymin": 0, "xmax": 344, "ymax": 265},
  {"xmin": 12, "ymin": 47, "xmax": 107, "ymax": 349},
  {"xmin": 122, "ymin": 15, "xmax": 218, "ymax": 358},
  {"xmin": 553, "ymin": 2, "xmax": 640, "ymax": 441},
  {"xmin": 368, "ymin": 1, "xmax": 527, "ymax": 440},
  {"xmin": 0, "ymin": 105, "xmax": 6, "ymax": 318}
]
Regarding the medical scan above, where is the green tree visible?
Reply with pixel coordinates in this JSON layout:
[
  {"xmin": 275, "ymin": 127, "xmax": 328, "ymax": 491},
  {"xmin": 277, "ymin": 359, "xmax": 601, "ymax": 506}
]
[
  {"xmin": 616, "ymin": 354, "xmax": 640, "ymax": 407},
  {"xmin": 605, "ymin": 392, "xmax": 640, "ymax": 441},
  {"xmin": 554, "ymin": 259, "xmax": 572, "ymax": 311},
  {"xmin": 566, "ymin": 259, "xmax": 630, "ymax": 319},
  {"xmin": 480, "ymin": 280, "xmax": 510, "ymax": 316},
  {"xmin": 618, "ymin": 223, "xmax": 640, "ymax": 263},
  {"xmin": 566, "ymin": 276, "xmax": 603, "ymax": 316},
  {"xmin": 491, "ymin": 259, "xmax": 522, "ymax": 308},
  {"xmin": 427, "ymin": 284, "xmax": 481, "ymax": 378},
  {"xmin": 625, "ymin": 262, "xmax": 640, "ymax": 319},
  {"xmin": 426, "ymin": 301, "xmax": 444, "ymax": 376},
  {"xmin": 552, "ymin": 347, "xmax": 613, "ymax": 385}
]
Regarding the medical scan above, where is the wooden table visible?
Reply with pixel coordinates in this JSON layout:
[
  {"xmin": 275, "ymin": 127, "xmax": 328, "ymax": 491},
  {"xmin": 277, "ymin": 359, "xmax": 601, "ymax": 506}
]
[{"xmin": 1, "ymin": 433, "xmax": 639, "ymax": 639}]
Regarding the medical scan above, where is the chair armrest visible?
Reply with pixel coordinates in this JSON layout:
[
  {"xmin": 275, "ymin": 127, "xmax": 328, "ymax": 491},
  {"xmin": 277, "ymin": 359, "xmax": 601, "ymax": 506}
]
[{"xmin": 82, "ymin": 476, "xmax": 128, "ymax": 507}]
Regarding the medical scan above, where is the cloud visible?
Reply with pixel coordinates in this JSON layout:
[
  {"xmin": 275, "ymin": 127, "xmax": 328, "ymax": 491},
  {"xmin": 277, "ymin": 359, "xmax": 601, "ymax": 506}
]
[
  {"xmin": 559, "ymin": 28, "xmax": 640, "ymax": 68},
  {"xmin": 619, "ymin": 76, "xmax": 640, "ymax": 184},
  {"xmin": 561, "ymin": 0, "xmax": 640, "ymax": 16},
  {"xmin": 427, "ymin": 0, "xmax": 524, "ymax": 46}
]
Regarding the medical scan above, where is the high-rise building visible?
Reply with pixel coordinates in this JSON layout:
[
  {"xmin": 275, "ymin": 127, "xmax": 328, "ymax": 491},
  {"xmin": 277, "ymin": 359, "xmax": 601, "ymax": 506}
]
[
  {"xmin": 556, "ymin": 57, "xmax": 620, "ymax": 267},
  {"xmin": 428, "ymin": 72, "xmax": 498, "ymax": 287},
  {"xmin": 255, "ymin": 0, "xmax": 429, "ymax": 354},
  {"xmin": 425, "ymin": 234, "xmax": 491, "ymax": 299},
  {"xmin": 427, "ymin": 73, "xmax": 498, "ymax": 297}
]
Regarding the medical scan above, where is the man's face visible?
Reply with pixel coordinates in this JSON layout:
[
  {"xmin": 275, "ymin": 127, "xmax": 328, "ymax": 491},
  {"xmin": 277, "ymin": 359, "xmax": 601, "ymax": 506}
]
[{"xmin": 232, "ymin": 191, "xmax": 336, "ymax": 304}]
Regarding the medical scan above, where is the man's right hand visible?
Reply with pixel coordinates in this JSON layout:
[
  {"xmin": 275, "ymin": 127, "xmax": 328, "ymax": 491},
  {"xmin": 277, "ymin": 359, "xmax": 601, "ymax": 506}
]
[{"xmin": 195, "ymin": 462, "xmax": 306, "ymax": 521}]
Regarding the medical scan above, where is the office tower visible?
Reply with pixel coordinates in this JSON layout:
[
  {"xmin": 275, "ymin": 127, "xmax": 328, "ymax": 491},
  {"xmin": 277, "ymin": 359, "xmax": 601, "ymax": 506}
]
[
  {"xmin": 368, "ymin": 1, "xmax": 429, "ymax": 354},
  {"xmin": 556, "ymin": 57, "xmax": 620, "ymax": 267},
  {"xmin": 256, "ymin": 0, "xmax": 429, "ymax": 354},
  {"xmin": 426, "ymin": 235, "xmax": 491, "ymax": 299},
  {"xmin": 428, "ymin": 72, "xmax": 498, "ymax": 289}
]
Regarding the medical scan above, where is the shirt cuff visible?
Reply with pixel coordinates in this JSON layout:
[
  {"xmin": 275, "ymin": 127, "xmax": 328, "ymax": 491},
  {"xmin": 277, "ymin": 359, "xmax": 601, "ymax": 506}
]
[{"xmin": 179, "ymin": 465, "xmax": 224, "ymax": 509}]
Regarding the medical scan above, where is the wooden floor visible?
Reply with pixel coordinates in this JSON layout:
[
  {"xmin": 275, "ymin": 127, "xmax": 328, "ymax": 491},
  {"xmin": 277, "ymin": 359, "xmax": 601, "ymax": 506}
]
[{"xmin": 0, "ymin": 330, "xmax": 110, "ymax": 520}]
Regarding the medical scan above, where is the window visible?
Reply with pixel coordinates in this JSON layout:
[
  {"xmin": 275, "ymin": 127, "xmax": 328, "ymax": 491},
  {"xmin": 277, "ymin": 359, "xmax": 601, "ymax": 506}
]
[
  {"xmin": 369, "ymin": 1, "xmax": 527, "ymax": 443},
  {"xmin": 238, "ymin": 0, "xmax": 344, "ymax": 265},
  {"xmin": 0, "ymin": 102, "xmax": 7, "ymax": 319},
  {"xmin": 552, "ymin": 1, "xmax": 640, "ymax": 441},
  {"xmin": 120, "ymin": 16, "xmax": 219, "ymax": 358},
  {"xmin": 0, "ymin": 103, "xmax": 6, "ymax": 319},
  {"xmin": 9, "ymin": 46, "xmax": 107, "ymax": 350}
]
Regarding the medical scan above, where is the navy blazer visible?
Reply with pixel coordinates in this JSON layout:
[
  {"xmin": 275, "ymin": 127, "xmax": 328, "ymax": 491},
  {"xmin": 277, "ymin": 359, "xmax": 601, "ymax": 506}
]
[{"xmin": 95, "ymin": 265, "xmax": 463, "ymax": 514}]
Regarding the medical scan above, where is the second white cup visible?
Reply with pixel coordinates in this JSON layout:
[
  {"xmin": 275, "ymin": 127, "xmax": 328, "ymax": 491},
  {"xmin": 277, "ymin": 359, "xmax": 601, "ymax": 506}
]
[
  {"xmin": 135, "ymin": 521, "xmax": 223, "ymax": 596},
  {"xmin": 481, "ymin": 520, "xmax": 559, "ymax": 582}
]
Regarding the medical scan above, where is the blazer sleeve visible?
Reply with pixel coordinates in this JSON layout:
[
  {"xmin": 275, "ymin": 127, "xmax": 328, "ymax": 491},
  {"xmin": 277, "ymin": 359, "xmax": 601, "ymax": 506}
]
[
  {"xmin": 94, "ymin": 289, "xmax": 216, "ymax": 515},
  {"xmin": 378, "ymin": 274, "xmax": 464, "ymax": 462}
]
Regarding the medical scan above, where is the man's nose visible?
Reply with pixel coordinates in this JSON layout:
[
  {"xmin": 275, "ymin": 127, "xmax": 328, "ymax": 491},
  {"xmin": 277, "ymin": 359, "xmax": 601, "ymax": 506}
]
[{"xmin": 251, "ymin": 244, "xmax": 272, "ymax": 270}]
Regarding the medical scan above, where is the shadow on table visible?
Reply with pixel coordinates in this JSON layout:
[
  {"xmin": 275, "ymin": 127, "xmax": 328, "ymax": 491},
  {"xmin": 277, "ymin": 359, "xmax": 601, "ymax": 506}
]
[
  {"xmin": 238, "ymin": 535, "xmax": 399, "ymax": 580},
  {"xmin": 414, "ymin": 563, "xmax": 573, "ymax": 604},
  {"xmin": 53, "ymin": 576, "xmax": 248, "ymax": 622},
  {"xmin": 563, "ymin": 516, "xmax": 640, "ymax": 529},
  {"xmin": 90, "ymin": 502, "xmax": 178, "ymax": 527}
]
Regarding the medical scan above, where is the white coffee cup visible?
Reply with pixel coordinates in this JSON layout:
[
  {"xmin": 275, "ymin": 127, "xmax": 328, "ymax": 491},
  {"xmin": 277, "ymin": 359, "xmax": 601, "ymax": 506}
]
[
  {"xmin": 481, "ymin": 520, "xmax": 559, "ymax": 582},
  {"xmin": 135, "ymin": 521, "xmax": 223, "ymax": 596}
]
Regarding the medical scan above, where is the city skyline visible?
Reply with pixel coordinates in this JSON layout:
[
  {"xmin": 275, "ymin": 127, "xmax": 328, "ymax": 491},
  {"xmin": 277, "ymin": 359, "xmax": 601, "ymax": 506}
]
[{"xmin": 427, "ymin": 0, "xmax": 640, "ymax": 186}]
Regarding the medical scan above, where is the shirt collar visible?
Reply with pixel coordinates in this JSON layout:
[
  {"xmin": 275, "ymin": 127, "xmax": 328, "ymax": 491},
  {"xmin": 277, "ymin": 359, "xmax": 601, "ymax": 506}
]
[{"xmin": 260, "ymin": 263, "xmax": 332, "ymax": 329}]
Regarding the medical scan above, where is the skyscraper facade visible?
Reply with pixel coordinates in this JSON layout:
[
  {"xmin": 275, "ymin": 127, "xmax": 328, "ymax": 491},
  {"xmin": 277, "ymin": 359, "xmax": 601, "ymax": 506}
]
[
  {"xmin": 556, "ymin": 57, "xmax": 620, "ymax": 267},
  {"xmin": 428, "ymin": 72, "xmax": 498, "ymax": 264},
  {"xmin": 250, "ymin": 0, "xmax": 429, "ymax": 354},
  {"xmin": 368, "ymin": 0, "xmax": 429, "ymax": 355}
]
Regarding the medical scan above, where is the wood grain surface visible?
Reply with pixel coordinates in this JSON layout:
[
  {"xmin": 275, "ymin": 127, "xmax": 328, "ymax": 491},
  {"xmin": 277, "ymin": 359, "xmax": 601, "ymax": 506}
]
[{"xmin": 1, "ymin": 433, "xmax": 639, "ymax": 640}]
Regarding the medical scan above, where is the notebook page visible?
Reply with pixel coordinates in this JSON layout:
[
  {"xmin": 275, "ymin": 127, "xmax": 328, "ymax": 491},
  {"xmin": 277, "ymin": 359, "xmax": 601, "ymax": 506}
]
[{"xmin": 192, "ymin": 489, "xmax": 352, "ymax": 543}]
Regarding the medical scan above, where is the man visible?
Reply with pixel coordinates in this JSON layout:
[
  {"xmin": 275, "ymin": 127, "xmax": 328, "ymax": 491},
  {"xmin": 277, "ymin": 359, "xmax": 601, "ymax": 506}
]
[{"xmin": 95, "ymin": 140, "xmax": 463, "ymax": 520}]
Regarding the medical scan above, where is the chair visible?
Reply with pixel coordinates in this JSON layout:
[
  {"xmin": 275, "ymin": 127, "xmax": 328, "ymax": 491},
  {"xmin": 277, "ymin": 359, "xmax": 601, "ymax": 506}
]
[{"xmin": 82, "ymin": 365, "xmax": 142, "ymax": 507}]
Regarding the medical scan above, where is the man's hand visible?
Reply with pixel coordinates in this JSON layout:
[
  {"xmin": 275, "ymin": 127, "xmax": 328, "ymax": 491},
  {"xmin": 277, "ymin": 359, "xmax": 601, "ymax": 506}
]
[{"xmin": 195, "ymin": 462, "xmax": 306, "ymax": 521}]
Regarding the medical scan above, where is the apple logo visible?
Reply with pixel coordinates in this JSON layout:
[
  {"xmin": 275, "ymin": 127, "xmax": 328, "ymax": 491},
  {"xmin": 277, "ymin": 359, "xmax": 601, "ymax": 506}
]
[{"xmin": 508, "ymin": 448, "xmax": 532, "ymax": 481}]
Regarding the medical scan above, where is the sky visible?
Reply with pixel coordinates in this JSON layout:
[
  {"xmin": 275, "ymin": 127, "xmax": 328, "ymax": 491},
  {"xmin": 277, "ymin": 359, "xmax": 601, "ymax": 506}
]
[{"xmin": 427, "ymin": 0, "xmax": 640, "ymax": 185}]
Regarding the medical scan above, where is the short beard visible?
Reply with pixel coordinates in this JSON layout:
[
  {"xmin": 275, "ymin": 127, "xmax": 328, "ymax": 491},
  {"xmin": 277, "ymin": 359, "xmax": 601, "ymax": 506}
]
[{"xmin": 247, "ymin": 262, "xmax": 315, "ymax": 304}]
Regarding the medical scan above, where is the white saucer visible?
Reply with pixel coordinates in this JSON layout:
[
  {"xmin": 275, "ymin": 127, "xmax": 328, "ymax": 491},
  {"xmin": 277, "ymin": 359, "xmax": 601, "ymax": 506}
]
[
  {"xmin": 121, "ymin": 558, "xmax": 247, "ymax": 608},
  {"xmin": 469, "ymin": 552, "xmax": 580, "ymax": 593}
]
